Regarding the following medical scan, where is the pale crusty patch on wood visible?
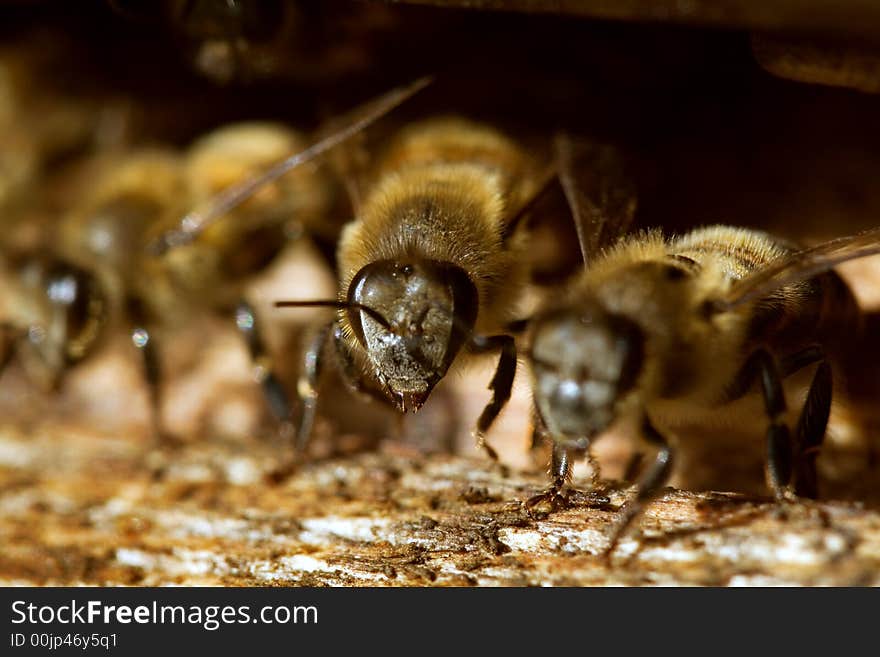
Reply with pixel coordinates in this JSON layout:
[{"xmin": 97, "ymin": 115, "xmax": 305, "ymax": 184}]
[{"xmin": 1, "ymin": 429, "xmax": 879, "ymax": 587}]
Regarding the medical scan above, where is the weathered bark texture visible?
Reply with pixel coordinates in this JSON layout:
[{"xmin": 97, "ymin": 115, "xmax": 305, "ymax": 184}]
[{"xmin": 2, "ymin": 428, "xmax": 879, "ymax": 586}]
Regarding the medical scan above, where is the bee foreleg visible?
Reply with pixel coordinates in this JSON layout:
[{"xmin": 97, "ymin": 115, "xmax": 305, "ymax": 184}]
[
  {"xmin": 470, "ymin": 333, "xmax": 517, "ymax": 464},
  {"xmin": 751, "ymin": 348, "xmax": 795, "ymax": 500},
  {"xmin": 525, "ymin": 442, "xmax": 573, "ymax": 513},
  {"xmin": 235, "ymin": 300, "xmax": 295, "ymax": 441},
  {"xmin": 293, "ymin": 321, "xmax": 334, "ymax": 458},
  {"xmin": 792, "ymin": 360, "xmax": 832, "ymax": 499},
  {"xmin": 605, "ymin": 416, "xmax": 674, "ymax": 557},
  {"xmin": 126, "ymin": 297, "xmax": 167, "ymax": 446},
  {"xmin": 622, "ymin": 451, "xmax": 645, "ymax": 482}
]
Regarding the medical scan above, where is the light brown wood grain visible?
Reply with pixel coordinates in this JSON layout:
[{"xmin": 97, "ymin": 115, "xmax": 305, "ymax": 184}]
[{"xmin": 1, "ymin": 425, "xmax": 878, "ymax": 586}]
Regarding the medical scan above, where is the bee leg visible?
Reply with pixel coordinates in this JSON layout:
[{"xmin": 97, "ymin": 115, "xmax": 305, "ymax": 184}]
[
  {"xmin": 604, "ymin": 416, "xmax": 674, "ymax": 557},
  {"xmin": 126, "ymin": 298, "xmax": 169, "ymax": 446},
  {"xmin": 234, "ymin": 300, "xmax": 295, "ymax": 442},
  {"xmin": 525, "ymin": 442, "xmax": 573, "ymax": 513},
  {"xmin": 751, "ymin": 348, "xmax": 795, "ymax": 500},
  {"xmin": 623, "ymin": 451, "xmax": 645, "ymax": 482},
  {"xmin": 292, "ymin": 321, "xmax": 334, "ymax": 459},
  {"xmin": 792, "ymin": 360, "xmax": 832, "ymax": 499},
  {"xmin": 470, "ymin": 334, "xmax": 517, "ymax": 466}
]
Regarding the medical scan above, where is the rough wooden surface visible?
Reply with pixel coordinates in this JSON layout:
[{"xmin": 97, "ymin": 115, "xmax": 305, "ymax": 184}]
[{"xmin": 2, "ymin": 425, "xmax": 879, "ymax": 587}]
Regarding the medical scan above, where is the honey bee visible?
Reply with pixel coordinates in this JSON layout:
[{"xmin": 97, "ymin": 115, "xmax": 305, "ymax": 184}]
[
  {"xmin": 0, "ymin": 38, "xmax": 118, "ymax": 404},
  {"xmin": 40, "ymin": 119, "xmax": 331, "ymax": 440},
  {"xmin": 108, "ymin": 0, "xmax": 288, "ymax": 84},
  {"xmin": 106, "ymin": 0, "xmax": 404, "ymax": 86},
  {"xmin": 524, "ymin": 134, "xmax": 880, "ymax": 555},
  {"xmin": 276, "ymin": 115, "xmax": 555, "ymax": 459}
]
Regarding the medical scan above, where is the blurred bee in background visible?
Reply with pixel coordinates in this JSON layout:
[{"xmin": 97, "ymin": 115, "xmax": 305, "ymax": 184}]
[
  {"xmin": 0, "ymin": 125, "xmax": 334, "ymax": 443},
  {"xmin": 50, "ymin": 120, "xmax": 332, "ymax": 441},
  {"xmin": 524, "ymin": 134, "xmax": 880, "ymax": 555},
  {"xmin": 168, "ymin": 121, "xmax": 336, "ymax": 436},
  {"xmin": 108, "ymin": 0, "xmax": 288, "ymax": 85},
  {"xmin": 107, "ymin": 0, "xmax": 404, "ymax": 86},
  {"xmin": 1, "ymin": 149, "xmax": 185, "ymax": 436},
  {"xmin": 0, "ymin": 35, "xmax": 124, "ymax": 415}
]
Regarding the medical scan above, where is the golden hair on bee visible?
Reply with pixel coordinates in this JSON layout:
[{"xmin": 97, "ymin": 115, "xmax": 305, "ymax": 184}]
[
  {"xmin": 161, "ymin": 122, "xmax": 333, "ymax": 308},
  {"xmin": 184, "ymin": 121, "xmax": 327, "ymax": 226},
  {"xmin": 523, "ymin": 134, "xmax": 880, "ymax": 557},
  {"xmin": 336, "ymin": 117, "xmax": 540, "ymax": 338}
]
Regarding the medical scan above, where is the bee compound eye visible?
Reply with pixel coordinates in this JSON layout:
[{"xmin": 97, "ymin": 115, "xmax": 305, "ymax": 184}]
[{"xmin": 347, "ymin": 260, "xmax": 397, "ymax": 347}]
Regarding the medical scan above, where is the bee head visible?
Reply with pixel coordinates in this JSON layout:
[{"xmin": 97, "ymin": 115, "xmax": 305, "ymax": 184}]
[
  {"xmin": 17, "ymin": 257, "xmax": 107, "ymax": 381},
  {"xmin": 528, "ymin": 304, "xmax": 643, "ymax": 445},
  {"xmin": 347, "ymin": 259, "xmax": 478, "ymax": 412}
]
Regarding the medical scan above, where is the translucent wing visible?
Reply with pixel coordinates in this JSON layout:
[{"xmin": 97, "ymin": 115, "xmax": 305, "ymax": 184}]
[
  {"xmin": 554, "ymin": 133, "xmax": 637, "ymax": 265},
  {"xmin": 500, "ymin": 163, "xmax": 558, "ymax": 242},
  {"xmin": 148, "ymin": 76, "xmax": 432, "ymax": 255},
  {"xmin": 719, "ymin": 226, "xmax": 880, "ymax": 310}
]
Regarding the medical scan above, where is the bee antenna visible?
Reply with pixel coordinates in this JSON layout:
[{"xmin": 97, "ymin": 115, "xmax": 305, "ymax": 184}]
[
  {"xmin": 274, "ymin": 299, "xmax": 393, "ymax": 331},
  {"xmin": 148, "ymin": 75, "xmax": 434, "ymax": 256}
]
